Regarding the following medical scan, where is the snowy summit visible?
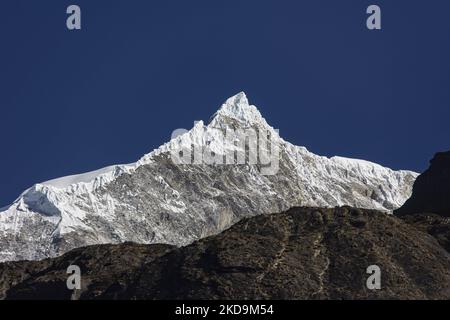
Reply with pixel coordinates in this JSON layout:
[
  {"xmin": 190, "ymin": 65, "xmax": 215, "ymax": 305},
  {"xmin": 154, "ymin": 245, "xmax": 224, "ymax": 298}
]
[{"xmin": 0, "ymin": 92, "xmax": 418, "ymax": 262}]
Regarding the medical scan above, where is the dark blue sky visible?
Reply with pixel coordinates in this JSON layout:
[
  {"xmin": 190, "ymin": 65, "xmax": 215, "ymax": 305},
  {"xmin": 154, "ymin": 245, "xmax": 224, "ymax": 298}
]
[{"xmin": 1, "ymin": 0, "xmax": 449, "ymax": 206}]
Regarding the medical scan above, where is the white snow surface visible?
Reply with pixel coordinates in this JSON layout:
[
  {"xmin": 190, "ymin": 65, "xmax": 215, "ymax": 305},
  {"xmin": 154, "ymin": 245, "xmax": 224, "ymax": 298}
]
[{"xmin": 41, "ymin": 165, "xmax": 131, "ymax": 189}]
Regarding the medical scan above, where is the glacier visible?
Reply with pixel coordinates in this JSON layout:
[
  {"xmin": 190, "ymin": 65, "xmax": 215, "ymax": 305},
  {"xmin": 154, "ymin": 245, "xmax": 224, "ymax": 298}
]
[{"xmin": 0, "ymin": 92, "xmax": 418, "ymax": 262}]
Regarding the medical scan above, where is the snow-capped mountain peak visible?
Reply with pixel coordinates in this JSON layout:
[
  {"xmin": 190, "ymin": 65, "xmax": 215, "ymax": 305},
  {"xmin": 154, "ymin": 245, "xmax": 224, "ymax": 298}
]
[
  {"xmin": 0, "ymin": 93, "xmax": 418, "ymax": 262},
  {"xmin": 209, "ymin": 92, "xmax": 266, "ymax": 128}
]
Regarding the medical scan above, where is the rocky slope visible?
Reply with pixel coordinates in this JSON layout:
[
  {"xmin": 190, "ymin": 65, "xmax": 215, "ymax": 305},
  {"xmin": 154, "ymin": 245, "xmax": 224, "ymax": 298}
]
[
  {"xmin": 2, "ymin": 206, "xmax": 449, "ymax": 300},
  {"xmin": 400, "ymin": 214, "xmax": 450, "ymax": 253},
  {"xmin": 396, "ymin": 151, "xmax": 450, "ymax": 217},
  {"xmin": 395, "ymin": 151, "xmax": 450, "ymax": 252},
  {"xmin": 0, "ymin": 93, "xmax": 417, "ymax": 262}
]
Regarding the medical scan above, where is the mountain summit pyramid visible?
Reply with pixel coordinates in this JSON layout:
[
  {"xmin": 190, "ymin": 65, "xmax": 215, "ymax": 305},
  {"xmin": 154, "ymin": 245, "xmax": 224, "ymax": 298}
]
[{"xmin": 0, "ymin": 92, "xmax": 418, "ymax": 262}]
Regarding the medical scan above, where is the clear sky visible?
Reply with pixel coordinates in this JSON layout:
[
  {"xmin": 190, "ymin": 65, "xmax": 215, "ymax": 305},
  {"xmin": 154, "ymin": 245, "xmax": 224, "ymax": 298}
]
[{"xmin": 1, "ymin": 0, "xmax": 449, "ymax": 206}]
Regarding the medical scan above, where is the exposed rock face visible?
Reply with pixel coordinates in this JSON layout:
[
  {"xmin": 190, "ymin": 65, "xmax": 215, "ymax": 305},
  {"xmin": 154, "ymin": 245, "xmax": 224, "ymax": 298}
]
[
  {"xmin": 0, "ymin": 243, "xmax": 173, "ymax": 300},
  {"xmin": 394, "ymin": 151, "xmax": 450, "ymax": 252},
  {"xmin": 0, "ymin": 93, "xmax": 417, "ymax": 262},
  {"xmin": 396, "ymin": 151, "xmax": 450, "ymax": 217},
  {"xmin": 400, "ymin": 214, "xmax": 450, "ymax": 253},
  {"xmin": 2, "ymin": 207, "xmax": 449, "ymax": 300}
]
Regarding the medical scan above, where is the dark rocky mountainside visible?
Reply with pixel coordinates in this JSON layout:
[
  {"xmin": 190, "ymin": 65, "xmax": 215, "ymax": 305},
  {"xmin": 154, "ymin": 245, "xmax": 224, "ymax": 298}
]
[
  {"xmin": 1, "ymin": 206, "xmax": 450, "ymax": 300},
  {"xmin": 396, "ymin": 151, "xmax": 450, "ymax": 217},
  {"xmin": 0, "ymin": 243, "xmax": 173, "ymax": 300},
  {"xmin": 395, "ymin": 151, "xmax": 450, "ymax": 253}
]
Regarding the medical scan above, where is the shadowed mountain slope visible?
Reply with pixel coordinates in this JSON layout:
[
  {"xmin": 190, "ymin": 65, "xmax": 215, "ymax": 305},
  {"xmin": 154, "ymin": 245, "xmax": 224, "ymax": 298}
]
[
  {"xmin": 396, "ymin": 151, "xmax": 450, "ymax": 218},
  {"xmin": 395, "ymin": 151, "xmax": 450, "ymax": 253},
  {"xmin": 2, "ymin": 206, "xmax": 449, "ymax": 300}
]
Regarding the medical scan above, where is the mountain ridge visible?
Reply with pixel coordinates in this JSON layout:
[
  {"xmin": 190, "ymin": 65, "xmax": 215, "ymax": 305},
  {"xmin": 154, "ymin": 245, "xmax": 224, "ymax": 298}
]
[
  {"xmin": 0, "ymin": 92, "xmax": 418, "ymax": 262},
  {"xmin": 2, "ymin": 206, "xmax": 449, "ymax": 300},
  {"xmin": 396, "ymin": 151, "xmax": 450, "ymax": 217}
]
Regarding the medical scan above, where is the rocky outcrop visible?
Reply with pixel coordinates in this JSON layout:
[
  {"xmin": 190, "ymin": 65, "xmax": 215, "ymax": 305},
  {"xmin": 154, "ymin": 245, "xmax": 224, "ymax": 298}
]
[
  {"xmin": 400, "ymin": 214, "xmax": 450, "ymax": 253},
  {"xmin": 0, "ymin": 243, "xmax": 173, "ymax": 300},
  {"xmin": 2, "ymin": 206, "xmax": 449, "ymax": 300},
  {"xmin": 394, "ymin": 151, "xmax": 450, "ymax": 253},
  {"xmin": 395, "ymin": 151, "xmax": 450, "ymax": 217}
]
